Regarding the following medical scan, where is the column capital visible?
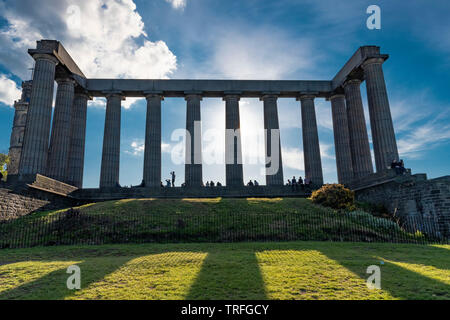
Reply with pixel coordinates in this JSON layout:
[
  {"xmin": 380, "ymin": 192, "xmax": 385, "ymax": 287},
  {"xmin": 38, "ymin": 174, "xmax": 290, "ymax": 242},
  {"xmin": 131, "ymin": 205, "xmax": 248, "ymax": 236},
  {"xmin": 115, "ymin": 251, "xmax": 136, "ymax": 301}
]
[
  {"xmin": 362, "ymin": 57, "xmax": 385, "ymax": 68},
  {"xmin": 185, "ymin": 92, "xmax": 203, "ymax": 101},
  {"xmin": 343, "ymin": 78, "xmax": 362, "ymax": 88},
  {"xmin": 103, "ymin": 91, "xmax": 125, "ymax": 100},
  {"xmin": 223, "ymin": 94, "xmax": 241, "ymax": 101},
  {"xmin": 32, "ymin": 53, "xmax": 59, "ymax": 65},
  {"xmin": 297, "ymin": 94, "xmax": 316, "ymax": 102},
  {"xmin": 326, "ymin": 94, "xmax": 346, "ymax": 101},
  {"xmin": 55, "ymin": 77, "xmax": 76, "ymax": 85},
  {"xmin": 260, "ymin": 93, "xmax": 279, "ymax": 101},
  {"xmin": 74, "ymin": 92, "xmax": 92, "ymax": 100},
  {"xmin": 145, "ymin": 91, "xmax": 164, "ymax": 101}
]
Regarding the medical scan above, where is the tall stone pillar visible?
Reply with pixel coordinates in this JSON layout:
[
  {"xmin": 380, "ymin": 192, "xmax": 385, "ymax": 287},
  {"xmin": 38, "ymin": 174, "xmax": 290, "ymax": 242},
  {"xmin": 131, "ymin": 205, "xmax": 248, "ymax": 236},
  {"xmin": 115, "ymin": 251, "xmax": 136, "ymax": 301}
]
[
  {"xmin": 8, "ymin": 81, "xmax": 32, "ymax": 176},
  {"xmin": 261, "ymin": 94, "xmax": 284, "ymax": 186},
  {"xmin": 66, "ymin": 93, "xmax": 89, "ymax": 188},
  {"xmin": 298, "ymin": 95, "xmax": 323, "ymax": 185},
  {"xmin": 344, "ymin": 79, "xmax": 373, "ymax": 178},
  {"xmin": 185, "ymin": 94, "xmax": 203, "ymax": 187},
  {"xmin": 224, "ymin": 94, "xmax": 243, "ymax": 187},
  {"xmin": 328, "ymin": 94, "xmax": 354, "ymax": 184},
  {"xmin": 363, "ymin": 58, "xmax": 399, "ymax": 172},
  {"xmin": 46, "ymin": 77, "xmax": 75, "ymax": 182},
  {"xmin": 100, "ymin": 93, "xmax": 123, "ymax": 188},
  {"xmin": 19, "ymin": 54, "xmax": 58, "ymax": 177},
  {"xmin": 143, "ymin": 93, "xmax": 163, "ymax": 187}
]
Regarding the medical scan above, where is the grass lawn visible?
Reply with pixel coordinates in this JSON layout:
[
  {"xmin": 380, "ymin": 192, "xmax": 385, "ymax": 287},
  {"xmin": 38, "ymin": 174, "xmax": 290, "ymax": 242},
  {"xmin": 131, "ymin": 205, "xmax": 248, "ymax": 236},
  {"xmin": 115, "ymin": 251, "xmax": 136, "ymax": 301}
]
[{"xmin": 0, "ymin": 241, "xmax": 448, "ymax": 300}]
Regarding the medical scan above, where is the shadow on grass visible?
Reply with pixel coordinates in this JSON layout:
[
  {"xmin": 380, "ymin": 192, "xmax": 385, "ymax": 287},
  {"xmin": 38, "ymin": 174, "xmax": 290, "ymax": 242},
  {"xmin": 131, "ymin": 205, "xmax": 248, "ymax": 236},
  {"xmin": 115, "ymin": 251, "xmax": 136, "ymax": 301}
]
[
  {"xmin": 185, "ymin": 249, "xmax": 267, "ymax": 300},
  {"xmin": 318, "ymin": 244, "xmax": 450, "ymax": 300},
  {"xmin": 0, "ymin": 256, "xmax": 131, "ymax": 300}
]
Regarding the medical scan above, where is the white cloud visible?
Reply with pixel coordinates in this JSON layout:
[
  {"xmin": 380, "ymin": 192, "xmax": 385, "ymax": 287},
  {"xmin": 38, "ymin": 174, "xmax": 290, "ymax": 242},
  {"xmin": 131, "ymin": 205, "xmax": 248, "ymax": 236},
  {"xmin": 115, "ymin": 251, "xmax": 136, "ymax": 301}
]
[
  {"xmin": 0, "ymin": 0, "xmax": 177, "ymax": 85},
  {"xmin": 126, "ymin": 140, "xmax": 177, "ymax": 157},
  {"xmin": 397, "ymin": 120, "xmax": 450, "ymax": 159},
  {"xmin": 126, "ymin": 140, "xmax": 145, "ymax": 156},
  {"xmin": 389, "ymin": 91, "xmax": 450, "ymax": 159},
  {"xmin": 165, "ymin": 0, "xmax": 186, "ymax": 10},
  {"xmin": 161, "ymin": 142, "xmax": 172, "ymax": 153},
  {"xmin": 0, "ymin": 74, "xmax": 21, "ymax": 106},
  {"xmin": 282, "ymin": 147, "xmax": 304, "ymax": 171}
]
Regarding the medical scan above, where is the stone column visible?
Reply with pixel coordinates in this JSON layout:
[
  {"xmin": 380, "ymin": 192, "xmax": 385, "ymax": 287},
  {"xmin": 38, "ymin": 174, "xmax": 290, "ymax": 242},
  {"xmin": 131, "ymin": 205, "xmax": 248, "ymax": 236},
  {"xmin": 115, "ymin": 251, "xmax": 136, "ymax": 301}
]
[
  {"xmin": 143, "ymin": 93, "xmax": 163, "ymax": 187},
  {"xmin": 8, "ymin": 81, "xmax": 32, "ymax": 176},
  {"xmin": 224, "ymin": 94, "xmax": 244, "ymax": 187},
  {"xmin": 185, "ymin": 94, "xmax": 203, "ymax": 187},
  {"xmin": 100, "ymin": 93, "xmax": 123, "ymax": 188},
  {"xmin": 46, "ymin": 77, "xmax": 75, "ymax": 182},
  {"xmin": 328, "ymin": 94, "xmax": 354, "ymax": 184},
  {"xmin": 261, "ymin": 94, "xmax": 284, "ymax": 186},
  {"xmin": 19, "ymin": 54, "xmax": 58, "ymax": 177},
  {"xmin": 344, "ymin": 79, "xmax": 374, "ymax": 178},
  {"xmin": 298, "ymin": 95, "xmax": 323, "ymax": 185},
  {"xmin": 363, "ymin": 58, "xmax": 399, "ymax": 172},
  {"xmin": 66, "ymin": 93, "xmax": 89, "ymax": 188}
]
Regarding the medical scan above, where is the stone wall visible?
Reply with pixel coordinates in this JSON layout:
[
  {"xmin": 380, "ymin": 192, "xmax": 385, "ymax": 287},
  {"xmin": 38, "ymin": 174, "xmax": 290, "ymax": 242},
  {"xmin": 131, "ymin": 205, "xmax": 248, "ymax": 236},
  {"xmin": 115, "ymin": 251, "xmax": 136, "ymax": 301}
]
[
  {"xmin": 355, "ymin": 174, "xmax": 450, "ymax": 238},
  {"xmin": 74, "ymin": 185, "xmax": 311, "ymax": 201},
  {"xmin": 0, "ymin": 184, "xmax": 80, "ymax": 221}
]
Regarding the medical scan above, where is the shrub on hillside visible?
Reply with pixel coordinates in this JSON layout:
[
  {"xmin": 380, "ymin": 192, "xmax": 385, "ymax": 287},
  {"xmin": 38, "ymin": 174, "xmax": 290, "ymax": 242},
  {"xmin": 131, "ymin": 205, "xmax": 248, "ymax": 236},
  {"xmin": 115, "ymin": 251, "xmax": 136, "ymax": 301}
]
[{"xmin": 310, "ymin": 184, "xmax": 355, "ymax": 210}]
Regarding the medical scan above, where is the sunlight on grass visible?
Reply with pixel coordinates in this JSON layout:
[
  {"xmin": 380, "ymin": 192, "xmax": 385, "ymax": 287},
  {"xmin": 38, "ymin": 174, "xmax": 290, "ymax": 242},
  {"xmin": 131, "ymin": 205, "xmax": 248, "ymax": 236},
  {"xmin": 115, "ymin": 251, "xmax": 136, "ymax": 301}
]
[
  {"xmin": 67, "ymin": 252, "xmax": 207, "ymax": 300},
  {"xmin": 114, "ymin": 199, "xmax": 138, "ymax": 205},
  {"xmin": 43, "ymin": 203, "xmax": 97, "ymax": 217},
  {"xmin": 379, "ymin": 258, "xmax": 450, "ymax": 285},
  {"xmin": 255, "ymin": 250, "xmax": 394, "ymax": 300},
  {"xmin": 247, "ymin": 198, "xmax": 283, "ymax": 202},
  {"xmin": 182, "ymin": 198, "xmax": 222, "ymax": 203},
  {"xmin": 0, "ymin": 261, "xmax": 80, "ymax": 294}
]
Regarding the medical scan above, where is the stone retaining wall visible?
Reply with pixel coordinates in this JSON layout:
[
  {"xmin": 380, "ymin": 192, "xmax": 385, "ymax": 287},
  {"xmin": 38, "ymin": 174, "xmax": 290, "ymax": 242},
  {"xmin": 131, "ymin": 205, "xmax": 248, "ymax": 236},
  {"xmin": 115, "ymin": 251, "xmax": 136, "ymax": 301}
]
[
  {"xmin": 0, "ymin": 186, "xmax": 80, "ymax": 221},
  {"xmin": 355, "ymin": 175, "xmax": 450, "ymax": 238}
]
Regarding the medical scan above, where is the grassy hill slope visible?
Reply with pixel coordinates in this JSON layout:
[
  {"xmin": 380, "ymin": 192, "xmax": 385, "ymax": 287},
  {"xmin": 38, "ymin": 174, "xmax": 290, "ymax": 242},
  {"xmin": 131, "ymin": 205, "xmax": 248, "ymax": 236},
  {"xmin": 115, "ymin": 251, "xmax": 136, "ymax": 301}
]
[{"xmin": 0, "ymin": 198, "xmax": 424, "ymax": 248}]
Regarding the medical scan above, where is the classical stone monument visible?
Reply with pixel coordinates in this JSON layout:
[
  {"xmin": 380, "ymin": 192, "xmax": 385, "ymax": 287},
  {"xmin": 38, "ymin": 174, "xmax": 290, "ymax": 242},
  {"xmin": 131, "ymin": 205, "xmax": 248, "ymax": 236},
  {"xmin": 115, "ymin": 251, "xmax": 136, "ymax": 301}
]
[
  {"xmin": 8, "ymin": 40, "xmax": 397, "ymax": 189},
  {"xmin": 2, "ymin": 40, "xmax": 449, "ymax": 238}
]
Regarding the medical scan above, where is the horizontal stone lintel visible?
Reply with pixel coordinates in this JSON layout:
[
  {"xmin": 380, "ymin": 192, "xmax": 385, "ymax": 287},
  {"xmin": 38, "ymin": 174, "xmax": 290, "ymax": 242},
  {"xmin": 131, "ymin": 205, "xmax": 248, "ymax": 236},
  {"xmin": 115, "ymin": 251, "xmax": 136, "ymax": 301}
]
[{"xmin": 84, "ymin": 79, "xmax": 333, "ymax": 98}]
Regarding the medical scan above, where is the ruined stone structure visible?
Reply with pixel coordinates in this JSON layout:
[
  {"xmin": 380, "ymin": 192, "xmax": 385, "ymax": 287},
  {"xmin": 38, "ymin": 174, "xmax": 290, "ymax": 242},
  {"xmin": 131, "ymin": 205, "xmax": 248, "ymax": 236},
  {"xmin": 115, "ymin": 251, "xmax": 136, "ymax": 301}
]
[
  {"xmin": 8, "ymin": 81, "xmax": 32, "ymax": 176},
  {"xmin": 9, "ymin": 40, "xmax": 398, "ymax": 191}
]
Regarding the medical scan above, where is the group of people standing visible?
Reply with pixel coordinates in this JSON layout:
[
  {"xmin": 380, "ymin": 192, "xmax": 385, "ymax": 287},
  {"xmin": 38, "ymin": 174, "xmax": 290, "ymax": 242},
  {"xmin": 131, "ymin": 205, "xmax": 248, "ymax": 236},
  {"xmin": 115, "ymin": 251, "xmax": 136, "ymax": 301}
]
[
  {"xmin": 287, "ymin": 176, "xmax": 310, "ymax": 191},
  {"xmin": 161, "ymin": 171, "xmax": 177, "ymax": 187},
  {"xmin": 205, "ymin": 181, "xmax": 223, "ymax": 187},
  {"xmin": 247, "ymin": 180, "xmax": 260, "ymax": 186},
  {"xmin": 391, "ymin": 159, "xmax": 406, "ymax": 175}
]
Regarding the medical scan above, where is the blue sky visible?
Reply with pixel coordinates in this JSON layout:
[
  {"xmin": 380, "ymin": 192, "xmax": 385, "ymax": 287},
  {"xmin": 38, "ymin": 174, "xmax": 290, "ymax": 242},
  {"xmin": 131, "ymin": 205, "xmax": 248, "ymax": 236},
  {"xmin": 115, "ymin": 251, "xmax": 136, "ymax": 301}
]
[{"xmin": 0, "ymin": 0, "xmax": 449, "ymax": 188}]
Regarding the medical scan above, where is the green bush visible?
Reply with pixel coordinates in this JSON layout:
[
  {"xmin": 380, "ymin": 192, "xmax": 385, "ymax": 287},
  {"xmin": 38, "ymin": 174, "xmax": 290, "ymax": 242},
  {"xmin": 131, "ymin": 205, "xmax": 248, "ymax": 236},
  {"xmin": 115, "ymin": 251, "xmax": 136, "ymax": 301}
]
[{"xmin": 310, "ymin": 184, "xmax": 355, "ymax": 210}]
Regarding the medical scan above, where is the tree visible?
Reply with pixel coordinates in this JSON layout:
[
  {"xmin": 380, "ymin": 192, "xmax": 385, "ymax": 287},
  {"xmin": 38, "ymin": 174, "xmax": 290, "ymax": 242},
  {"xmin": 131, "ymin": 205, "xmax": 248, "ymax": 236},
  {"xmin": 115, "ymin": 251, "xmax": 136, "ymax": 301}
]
[{"xmin": 0, "ymin": 153, "xmax": 10, "ymax": 181}]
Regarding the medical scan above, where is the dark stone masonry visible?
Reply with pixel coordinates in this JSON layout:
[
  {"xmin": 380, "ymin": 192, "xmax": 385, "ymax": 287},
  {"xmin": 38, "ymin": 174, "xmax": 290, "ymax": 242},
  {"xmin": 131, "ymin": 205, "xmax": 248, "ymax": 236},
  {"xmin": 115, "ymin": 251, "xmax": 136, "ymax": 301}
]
[{"xmin": 354, "ymin": 172, "xmax": 450, "ymax": 238}]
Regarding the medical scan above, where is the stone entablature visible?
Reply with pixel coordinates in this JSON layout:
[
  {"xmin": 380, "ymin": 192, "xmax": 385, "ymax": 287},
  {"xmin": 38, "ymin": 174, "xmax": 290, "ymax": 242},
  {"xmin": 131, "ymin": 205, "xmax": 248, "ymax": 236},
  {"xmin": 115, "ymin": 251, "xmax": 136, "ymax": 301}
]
[{"xmin": 12, "ymin": 40, "xmax": 399, "ymax": 190}]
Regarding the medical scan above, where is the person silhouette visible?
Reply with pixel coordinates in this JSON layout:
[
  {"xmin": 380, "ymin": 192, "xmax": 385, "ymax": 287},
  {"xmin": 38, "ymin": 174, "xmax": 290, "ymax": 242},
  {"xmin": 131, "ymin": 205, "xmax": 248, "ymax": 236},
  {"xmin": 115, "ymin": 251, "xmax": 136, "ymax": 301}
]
[{"xmin": 170, "ymin": 171, "xmax": 176, "ymax": 187}]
